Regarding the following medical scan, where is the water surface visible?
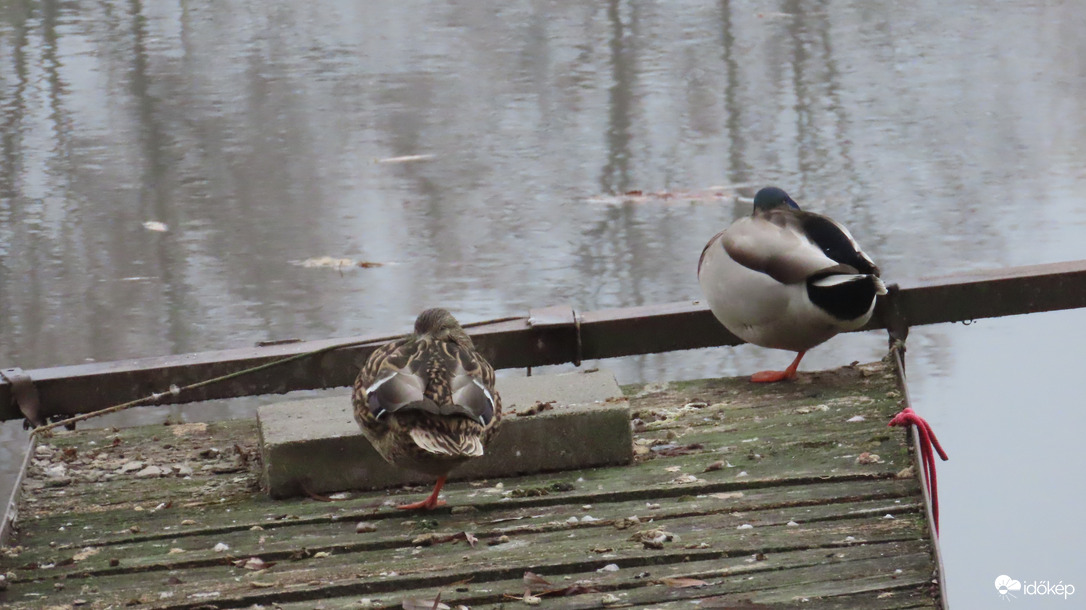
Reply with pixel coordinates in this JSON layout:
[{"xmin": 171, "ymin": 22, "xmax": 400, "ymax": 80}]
[{"xmin": 3, "ymin": 1, "xmax": 1086, "ymax": 605}]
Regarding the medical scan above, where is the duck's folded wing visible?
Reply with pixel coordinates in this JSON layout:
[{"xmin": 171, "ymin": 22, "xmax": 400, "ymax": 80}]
[
  {"xmin": 450, "ymin": 374, "xmax": 497, "ymax": 425},
  {"xmin": 364, "ymin": 370, "xmax": 426, "ymax": 418},
  {"xmin": 799, "ymin": 212, "xmax": 880, "ymax": 275},
  {"xmin": 449, "ymin": 348, "xmax": 498, "ymax": 426},
  {"xmin": 353, "ymin": 339, "xmax": 427, "ymax": 424},
  {"xmin": 721, "ymin": 216, "xmax": 842, "ymax": 284}
]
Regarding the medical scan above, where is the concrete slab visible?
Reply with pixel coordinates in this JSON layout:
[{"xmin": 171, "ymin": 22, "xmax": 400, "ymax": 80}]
[{"xmin": 258, "ymin": 369, "xmax": 632, "ymax": 498}]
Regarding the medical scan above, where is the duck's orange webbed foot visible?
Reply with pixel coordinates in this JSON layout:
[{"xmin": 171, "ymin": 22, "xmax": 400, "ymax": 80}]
[
  {"xmin": 750, "ymin": 369, "xmax": 795, "ymax": 383},
  {"xmin": 395, "ymin": 476, "xmax": 447, "ymax": 510},
  {"xmin": 396, "ymin": 497, "xmax": 447, "ymax": 510},
  {"xmin": 750, "ymin": 351, "xmax": 805, "ymax": 383}
]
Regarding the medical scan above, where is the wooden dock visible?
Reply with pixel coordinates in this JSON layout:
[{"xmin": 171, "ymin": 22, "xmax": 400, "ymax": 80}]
[{"xmin": 0, "ymin": 359, "xmax": 940, "ymax": 609}]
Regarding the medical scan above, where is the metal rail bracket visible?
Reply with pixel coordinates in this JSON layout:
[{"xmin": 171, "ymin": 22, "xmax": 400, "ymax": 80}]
[
  {"xmin": 0, "ymin": 368, "xmax": 43, "ymax": 428},
  {"xmin": 528, "ymin": 305, "xmax": 583, "ymax": 366}
]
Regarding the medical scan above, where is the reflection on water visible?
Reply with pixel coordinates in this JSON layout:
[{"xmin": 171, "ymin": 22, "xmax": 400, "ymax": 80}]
[{"xmin": 3, "ymin": 1, "xmax": 1086, "ymax": 605}]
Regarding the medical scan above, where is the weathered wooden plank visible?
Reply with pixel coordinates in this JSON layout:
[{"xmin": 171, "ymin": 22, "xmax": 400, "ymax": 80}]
[
  {"xmin": 269, "ymin": 540, "xmax": 933, "ymax": 610},
  {"xmin": 20, "ymin": 441, "xmax": 900, "ymax": 550},
  {"xmin": 8, "ymin": 511, "xmax": 928, "ymax": 610},
  {"xmin": 12, "ymin": 489, "xmax": 922, "ymax": 584},
  {"xmin": 0, "ymin": 435, "xmax": 35, "ymax": 547},
  {"xmin": 633, "ymin": 591, "xmax": 936, "ymax": 610},
  {"xmin": 474, "ymin": 552, "xmax": 935, "ymax": 609},
  {"xmin": 4, "ymin": 259, "xmax": 1086, "ymax": 422},
  {"xmin": 17, "ymin": 362, "xmax": 905, "ymax": 547},
  {"xmin": 19, "ymin": 475, "xmax": 918, "ymax": 558},
  {"xmin": 7, "ymin": 512, "xmax": 925, "ymax": 609}
]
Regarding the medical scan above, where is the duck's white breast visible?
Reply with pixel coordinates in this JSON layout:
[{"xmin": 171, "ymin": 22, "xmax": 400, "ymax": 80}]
[{"xmin": 698, "ymin": 235, "xmax": 853, "ymax": 352}]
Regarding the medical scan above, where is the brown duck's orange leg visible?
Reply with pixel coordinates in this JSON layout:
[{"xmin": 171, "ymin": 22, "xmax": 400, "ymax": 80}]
[
  {"xmin": 396, "ymin": 476, "xmax": 448, "ymax": 510},
  {"xmin": 750, "ymin": 351, "xmax": 805, "ymax": 383}
]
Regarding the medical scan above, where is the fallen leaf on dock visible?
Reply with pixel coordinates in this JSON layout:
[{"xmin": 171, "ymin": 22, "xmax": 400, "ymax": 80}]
[
  {"xmin": 516, "ymin": 401, "xmax": 555, "ymax": 416},
  {"xmin": 653, "ymin": 443, "xmax": 705, "ymax": 457},
  {"xmin": 72, "ymin": 547, "xmax": 99, "ymax": 562},
  {"xmin": 709, "ymin": 491, "xmax": 743, "ymax": 500},
  {"xmin": 522, "ymin": 571, "xmax": 553, "ymax": 587},
  {"xmin": 540, "ymin": 584, "xmax": 600, "ymax": 597},
  {"xmin": 170, "ymin": 422, "xmax": 209, "ymax": 437},
  {"xmin": 489, "ymin": 516, "xmax": 525, "ymax": 524},
  {"xmin": 855, "ymin": 452, "xmax": 883, "ymax": 465},
  {"xmin": 411, "ymin": 532, "xmax": 478, "ymax": 547},
  {"xmin": 401, "ymin": 593, "xmax": 450, "ymax": 609},
  {"xmin": 629, "ymin": 528, "xmax": 677, "ymax": 549},
  {"xmin": 659, "ymin": 576, "xmax": 709, "ymax": 588},
  {"xmin": 697, "ymin": 597, "xmax": 773, "ymax": 609},
  {"xmin": 234, "ymin": 557, "xmax": 274, "ymax": 570},
  {"xmin": 502, "ymin": 589, "xmax": 542, "ymax": 605}
]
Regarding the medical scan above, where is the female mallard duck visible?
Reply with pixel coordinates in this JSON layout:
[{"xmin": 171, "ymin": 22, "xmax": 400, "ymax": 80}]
[
  {"xmin": 352, "ymin": 308, "xmax": 501, "ymax": 510},
  {"xmin": 698, "ymin": 187, "xmax": 886, "ymax": 382}
]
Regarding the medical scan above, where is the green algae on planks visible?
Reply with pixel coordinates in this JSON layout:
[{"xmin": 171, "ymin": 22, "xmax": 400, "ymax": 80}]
[{"xmin": 0, "ymin": 360, "xmax": 938, "ymax": 609}]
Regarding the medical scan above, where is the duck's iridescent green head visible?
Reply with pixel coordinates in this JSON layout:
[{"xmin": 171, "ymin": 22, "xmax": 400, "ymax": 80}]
[
  {"xmin": 414, "ymin": 308, "xmax": 473, "ymax": 346},
  {"xmin": 752, "ymin": 186, "xmax": 800, "ymax": 212}
]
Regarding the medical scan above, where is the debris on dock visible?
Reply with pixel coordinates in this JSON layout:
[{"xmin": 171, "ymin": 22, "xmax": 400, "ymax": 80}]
[{"xmin": 0, "ymin": 360, "xmax": 941, "ymax": 609}]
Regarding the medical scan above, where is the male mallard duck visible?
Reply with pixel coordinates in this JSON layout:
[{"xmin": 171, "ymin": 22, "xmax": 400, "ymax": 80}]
[
  {"xmin": 697, "ymin": 187, "xmax": 886, "ymax": 382},
  {"xmin": 352, "ymin": 308, "xmax": 501, "ymax": 510}
]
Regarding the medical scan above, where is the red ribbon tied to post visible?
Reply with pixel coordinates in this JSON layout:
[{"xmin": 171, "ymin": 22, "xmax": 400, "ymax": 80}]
[{"xmin": 888, "ymin": 407, "xmax": 949, "ymax": 534}]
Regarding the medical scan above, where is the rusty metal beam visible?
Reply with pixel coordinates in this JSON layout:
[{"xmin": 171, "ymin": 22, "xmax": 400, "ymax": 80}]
[
  {"xmin": 2, "ymin": 260, "xmax": 1086, "ymax": 422},
  {"xmin": 876, "ymin": 260, "xmax": 1086, "ymax": 327}
]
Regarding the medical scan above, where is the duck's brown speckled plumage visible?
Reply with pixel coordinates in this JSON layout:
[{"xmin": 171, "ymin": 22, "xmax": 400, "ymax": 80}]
[{"xmin": 352, "ymin": 309, "xmax": 501, "ymax": 488}]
